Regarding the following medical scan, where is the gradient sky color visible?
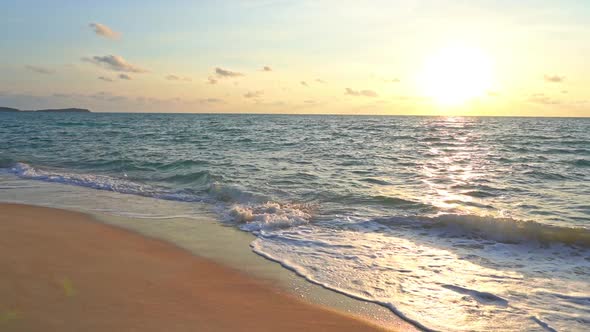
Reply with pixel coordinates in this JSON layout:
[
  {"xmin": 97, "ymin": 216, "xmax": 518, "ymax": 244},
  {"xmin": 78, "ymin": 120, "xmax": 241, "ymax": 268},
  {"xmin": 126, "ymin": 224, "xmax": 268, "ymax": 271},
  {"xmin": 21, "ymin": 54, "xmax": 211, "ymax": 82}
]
[{"xmin": 1, "ymin": 0, "xmax": 589, "ymax": 116}]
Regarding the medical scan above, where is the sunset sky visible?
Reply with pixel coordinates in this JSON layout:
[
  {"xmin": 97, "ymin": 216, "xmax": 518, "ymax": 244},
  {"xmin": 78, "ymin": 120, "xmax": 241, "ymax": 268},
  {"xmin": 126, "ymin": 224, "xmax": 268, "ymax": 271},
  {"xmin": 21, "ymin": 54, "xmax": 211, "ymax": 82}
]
[{"xmin": 1, "ymin": 0, "xmax": 589, "ymax": 116}]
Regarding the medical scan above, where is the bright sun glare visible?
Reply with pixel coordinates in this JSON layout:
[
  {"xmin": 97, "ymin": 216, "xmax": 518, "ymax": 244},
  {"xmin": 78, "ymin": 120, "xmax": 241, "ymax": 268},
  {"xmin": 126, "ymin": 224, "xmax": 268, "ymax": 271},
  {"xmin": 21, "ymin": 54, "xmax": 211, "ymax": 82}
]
[{"xmin": 420, "ymin": 45, "xmax": 493, "ymax": 106}]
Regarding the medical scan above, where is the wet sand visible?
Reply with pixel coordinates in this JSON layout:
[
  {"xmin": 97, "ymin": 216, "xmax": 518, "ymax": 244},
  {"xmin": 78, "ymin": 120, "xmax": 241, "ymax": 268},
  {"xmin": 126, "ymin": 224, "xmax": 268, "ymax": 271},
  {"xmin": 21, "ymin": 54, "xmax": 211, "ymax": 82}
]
[{"xmin": 0, "ymin": 203, "xmax": 391, "ymax": 331}]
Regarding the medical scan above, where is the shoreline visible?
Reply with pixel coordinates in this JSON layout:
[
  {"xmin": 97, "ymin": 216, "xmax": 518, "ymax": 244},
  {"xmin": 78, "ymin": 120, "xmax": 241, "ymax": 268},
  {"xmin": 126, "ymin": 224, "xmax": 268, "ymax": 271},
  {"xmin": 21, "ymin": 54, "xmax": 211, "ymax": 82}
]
[{"xmin": 0, "ymin": 203, "xmax": 401, "ymax": 331}]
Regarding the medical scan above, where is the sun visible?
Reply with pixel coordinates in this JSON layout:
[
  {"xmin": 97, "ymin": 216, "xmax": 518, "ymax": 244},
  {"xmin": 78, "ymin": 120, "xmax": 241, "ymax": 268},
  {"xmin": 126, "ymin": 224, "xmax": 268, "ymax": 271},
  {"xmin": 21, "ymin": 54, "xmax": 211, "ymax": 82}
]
[{"xmin": 419, "ymin": 44, "xmax": 493, "ymax": 106}]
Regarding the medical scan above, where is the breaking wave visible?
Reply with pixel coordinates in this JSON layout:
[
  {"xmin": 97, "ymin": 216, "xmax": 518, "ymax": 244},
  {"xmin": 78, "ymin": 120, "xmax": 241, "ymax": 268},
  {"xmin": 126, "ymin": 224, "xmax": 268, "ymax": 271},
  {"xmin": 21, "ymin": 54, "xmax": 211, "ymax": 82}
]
[
  {"xmin": 4, "ymin": 162, "xmax": 313, "ymax": 231},
  {"xmin": 378, "ymin": 214, "xmax": 590, "ymax": 247},
  {"xmin": 224, "ymin": 202, "xmax": 313, "ymax": 231}
]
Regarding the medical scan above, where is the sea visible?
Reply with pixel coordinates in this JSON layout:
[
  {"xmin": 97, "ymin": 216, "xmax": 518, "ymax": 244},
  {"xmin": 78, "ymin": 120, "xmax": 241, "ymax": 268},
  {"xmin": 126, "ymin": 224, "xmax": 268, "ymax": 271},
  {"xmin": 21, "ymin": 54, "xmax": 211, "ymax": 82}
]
[{"xmin": 1, "ymin": 112, "xmax": 588, "ymax": 331}]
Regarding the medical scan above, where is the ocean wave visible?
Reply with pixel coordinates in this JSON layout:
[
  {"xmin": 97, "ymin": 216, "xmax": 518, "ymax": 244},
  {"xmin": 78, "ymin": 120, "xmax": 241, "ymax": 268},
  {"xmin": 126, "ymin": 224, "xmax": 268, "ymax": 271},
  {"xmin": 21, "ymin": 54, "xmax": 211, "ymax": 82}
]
[
  {"xmin": 329, "ymin": 192, "xmax": 433, "ymax": 211},
  {"xmin": 461, "ymin": 190, "xmax": 498, "ymax": 198},
  {"xmin": 10, "ymin": 162, "xmax": 150, "ymax": 193},
  {"xmin": 223, "ymin": 202, "xmax": 313, "ymax": 231},
  {"xmin": 382, "ymin": 214, "xmax": 590, "ymax": 247},
  {"xmin": 3, "ymin": 163, "xmax": 314, "ymax": 232},
  {"xmin": 523, "ymin": 169, "xmax": 571, "ymax": 180},
  {"xmin": 371, "ymin": 195, "xmax": 429, "ymax": 208},
  {"xmin": 6, "ymin": 162, "xmax": 205, "ymax": 203},
  {"xmin": 156, "ymin": 171, "xmax": 213, "ymax": 185},
  {"xmin": 359, "ymin": 177, "xmax": 392, "ymax": 185},
  {"xmin": 206, "ymin": 182, "xmax": 268, "ymax": 203},
  {"xmin": 7, "ymin": 162, "xmax": 589, "ymax": 248},
  {"xmin": 572, "ymin": 159, "xmax": 590, "ymax": 167},
  {"xmin": 157, "ymin": 159, "xmax": 210, "ymax": 170}
]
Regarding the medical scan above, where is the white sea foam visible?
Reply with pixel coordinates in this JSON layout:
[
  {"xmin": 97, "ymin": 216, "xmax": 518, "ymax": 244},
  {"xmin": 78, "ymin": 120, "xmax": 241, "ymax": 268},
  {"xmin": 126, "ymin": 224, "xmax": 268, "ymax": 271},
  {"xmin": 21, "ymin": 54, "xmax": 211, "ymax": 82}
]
[
  {"xmin": 224, "ymin": 202, "xmax": 312, "ymax": 231},
  {"xmin": 251, "ymin": 219, "xmax": 590, "ymax": 331},
  {"xmin": 7, "ymin": 162, "xmax": 207, "ymax": 202},
  {"xmin": 11, "ymin": 162, "xmax": 151, "ymax": 195},
  {"xmin": 0, "ymin": 172, "xmax": 211, "ymax": 220}
]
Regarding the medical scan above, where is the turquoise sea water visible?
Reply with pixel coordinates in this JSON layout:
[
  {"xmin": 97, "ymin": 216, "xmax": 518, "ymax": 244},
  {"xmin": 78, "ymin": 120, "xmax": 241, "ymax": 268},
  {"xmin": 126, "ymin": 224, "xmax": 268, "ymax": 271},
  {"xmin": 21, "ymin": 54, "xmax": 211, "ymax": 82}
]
[{"xmin": 1, "ymin": 112, "xmax": 589, "ymax": 331}]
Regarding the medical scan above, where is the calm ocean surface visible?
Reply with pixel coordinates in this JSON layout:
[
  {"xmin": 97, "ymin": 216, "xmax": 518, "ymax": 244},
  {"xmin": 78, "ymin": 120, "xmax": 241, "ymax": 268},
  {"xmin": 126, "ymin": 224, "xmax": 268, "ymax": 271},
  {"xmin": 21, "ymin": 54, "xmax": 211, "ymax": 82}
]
[{"xmin": 1, "ymin": 112, "xmax": 589, "ymax": 331}]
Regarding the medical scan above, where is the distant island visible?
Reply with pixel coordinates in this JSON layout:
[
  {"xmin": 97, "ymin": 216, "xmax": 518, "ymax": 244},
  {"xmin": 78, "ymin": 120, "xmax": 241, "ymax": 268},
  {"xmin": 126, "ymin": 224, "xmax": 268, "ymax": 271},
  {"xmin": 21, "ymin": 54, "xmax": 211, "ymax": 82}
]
[{"xmin": 0, "ymin": 107, "xmax": 91, "ymax": 113}]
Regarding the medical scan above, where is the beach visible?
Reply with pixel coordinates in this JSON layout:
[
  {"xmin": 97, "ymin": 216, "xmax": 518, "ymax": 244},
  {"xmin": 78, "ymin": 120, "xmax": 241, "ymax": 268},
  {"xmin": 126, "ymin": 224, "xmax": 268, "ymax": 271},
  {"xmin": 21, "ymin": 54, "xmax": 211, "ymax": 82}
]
[{"xmin": 0, "ymin": 203, "xmax": 390, "ymax": 332}]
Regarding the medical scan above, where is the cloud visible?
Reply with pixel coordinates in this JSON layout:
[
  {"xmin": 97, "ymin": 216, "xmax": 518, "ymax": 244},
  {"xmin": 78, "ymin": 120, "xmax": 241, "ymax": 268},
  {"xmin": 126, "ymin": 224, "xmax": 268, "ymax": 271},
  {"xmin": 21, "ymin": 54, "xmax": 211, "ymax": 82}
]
[
  {"xmin": 89, "ymin": 23, "xmax": 120, "ymax": 39},
  {"xmin": 544, "ymin": 74, "xmax": 565, "ymax": 83},
  {"xmin": 52, "ymin": 93, "xmax": 71, "ymax": 98},
  {"xmin": 487, "ymin": 90, "xmax": 500, "ymax": 97},
  {"xmin": 98, "ymin": 76, "xmax": 113, "ymax": 82},
  {"xmin": 89, "ymin": 91, "xmax": 128, "ymax": 102},
  {"xmin": 82, "ymin": 55, "xmax": 147, "ymax": 73},
  {"xmin": 199, "ymin": 98, "xmax": 224, "ymax": 104},
  {"xmin": 262, "ymin": 66, "xmax": 272, "ymax": 72},
  {"xmin": 215, "ymin": 67, "xmax": 243, "ymax": 78},
  {"xmin": 385, "ymin": 78, "xmax": 401, "ymax": 83},
  {"xmin": 244, "ymin": 90, "xmax": 263, "ymax": 98},
  {"xmin": 528, "ymin": 93, "xmax": 560, "ymax": 105},
  {"xmin": 166, "ymin": 74, "xmax": 192, "ymax": 82},
  {"xmin": 315, "ymin": 79, "xmax": 326, "ymax": 83},
  {"xmin": 166, "ymin": 97, "xmax": 225, "ymax": 105},
  {"xmin": 207, "ymin": 76, "xmax": 218, "ymax": 85},
  {"xmin": 25, "ymin": 65, "xmax": 54, "ymax": 74},
  {"xmin": 119, "ymin": 74, "xmax": 132, "ymax": 80},
  {"xmin": 300, "ymin": 81, "xmax": 308, "ymax": 87},
  {"xmin": 345, "ymin": 88, "xmax": 378, "ymax": 97}
]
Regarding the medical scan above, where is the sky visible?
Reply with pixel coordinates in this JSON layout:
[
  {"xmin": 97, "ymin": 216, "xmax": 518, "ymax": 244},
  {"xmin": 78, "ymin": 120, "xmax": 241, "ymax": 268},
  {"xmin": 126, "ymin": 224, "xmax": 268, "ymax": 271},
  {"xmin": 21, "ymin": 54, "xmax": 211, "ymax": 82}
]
[{"xmin": 0, "ymin": 0, "xmax": 589, "ymax": 116}]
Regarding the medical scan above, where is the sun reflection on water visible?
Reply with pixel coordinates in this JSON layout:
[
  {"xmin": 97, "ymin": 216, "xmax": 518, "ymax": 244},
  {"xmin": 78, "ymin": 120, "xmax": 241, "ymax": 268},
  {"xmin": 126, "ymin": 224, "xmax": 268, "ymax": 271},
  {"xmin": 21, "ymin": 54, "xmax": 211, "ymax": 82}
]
[{"xmin": 416, "ymin": 117, "xmax": 501, "ymax": 217}]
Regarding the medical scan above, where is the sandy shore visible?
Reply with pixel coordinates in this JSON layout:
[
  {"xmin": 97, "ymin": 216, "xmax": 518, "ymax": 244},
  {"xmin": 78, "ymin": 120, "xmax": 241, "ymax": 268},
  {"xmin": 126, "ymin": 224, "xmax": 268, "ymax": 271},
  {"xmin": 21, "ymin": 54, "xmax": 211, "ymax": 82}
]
[{"xmin": 0, "ymin": 203, "xmax": 391, "ymax": 331}]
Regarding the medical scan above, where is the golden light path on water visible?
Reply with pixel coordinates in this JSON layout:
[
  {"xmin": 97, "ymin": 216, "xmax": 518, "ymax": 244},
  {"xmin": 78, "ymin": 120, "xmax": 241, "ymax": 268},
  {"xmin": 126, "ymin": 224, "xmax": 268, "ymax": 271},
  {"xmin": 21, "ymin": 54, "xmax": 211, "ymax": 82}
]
[{"xmin": 409, "ymin": 117, "xmax": 500, "ymax": 217}]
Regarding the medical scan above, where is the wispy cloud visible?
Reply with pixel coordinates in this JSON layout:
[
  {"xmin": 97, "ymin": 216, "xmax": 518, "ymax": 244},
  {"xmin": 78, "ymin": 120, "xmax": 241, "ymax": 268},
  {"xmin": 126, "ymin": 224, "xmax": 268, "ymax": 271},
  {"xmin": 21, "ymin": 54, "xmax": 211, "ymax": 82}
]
[
  {"xmin": 52, "ymin": 93, "xmax": 71, "ymax": 98},
  {"xmin": 82, "ymin": 55, "xmax": 148, "ymax": 73},
  {"xmin": 207, "ymin": 76, "xmax": 218, "ymax": 85},
  {"xmin": 173, "ymin": 97, "xmax": 225, "ymax": 105},
  {"xmin": 300, "ymin": 81, "xmax": 308, "ymax": 87},
  {"xmin": 345, "ymin": 88, "xmax": 378, "ymax": 97},
  {"xmin": 262, "ymin": 66, "xmax": 272, "ymax": 72},
  {"xmin": 215, "ymin": 67, "xmax": 243, "ymax": 78},
  {"xmin": 166, "ymin": 74, "xmax": 192, "ymax": 82},
  {"xmin": 89, "ymin": 23, "xmax": 120, "ymax": 39},
  {"xmin": 315, "ymin": 79, "xmax": 326, "ymax": 83},
  {"xmin": 385, "ymin": 78, "xmax": 401, "ymax": 83},
  {"xmin": 25, "ymin": 65, "xmax": 54, "ymax": 74},
  {"xmin": 98, "ymin": 76, "xmax": 113, "ymax": 82},
  {"xmin": 244, "ymin": 90, "xmax": 263, "ymax": 98},
  {"xmin": 544, "ymin": 74, "xmax": 565, "ymax": 83},
  {"xmin": 199, "ymin": 98, "xmax": 224, "ymax": 104},
  {"xmin": 119, "ymin": 74, "xmax": 132, "ymax": 80},
  {"xmin": 86, "ymin": 91, "xmax": 128, "ymax": 102},
  {"xmin": 528, "ymin": 93, "xmax": 560, "ymax": 105}
]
